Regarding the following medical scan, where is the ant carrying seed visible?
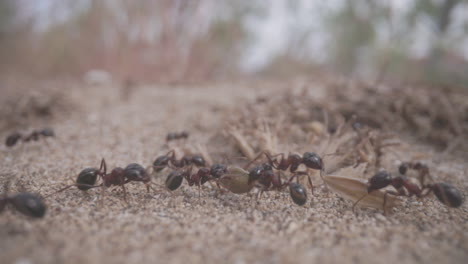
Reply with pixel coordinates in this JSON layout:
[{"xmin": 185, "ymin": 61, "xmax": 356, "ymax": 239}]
[
  {"xmin": 1, "ymin": 182, "xmax": 46, "ymax": 218},
  {"xmin": 352, "ymin": 162, "xmax": 463, "ymax": 214},
  {"xmin": 152, "ymin": 150, "xmax": 206, "ymax": 172},
  {"xmin": 5, "ymin": 128, "xmax": 55, "ymax": 147},
  {"xmin": 245, "ymin": 162, "xmax": 309, "ymax": 205},
  {"xmin": 164, "ymin": 164, "xmax": 228, "ymax": 195},
  {"xmin": 166, "ymin": 131, "xmax": 189, "ymax": 141},
  {"xmin": 244, "ymin": 151, "xmax": 324, "ymax": 194}
]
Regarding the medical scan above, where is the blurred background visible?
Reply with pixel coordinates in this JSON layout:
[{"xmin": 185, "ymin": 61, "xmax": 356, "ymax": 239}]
[{"xmin": 1, "ymin": 0, "xmax": 467, "ymax": 86}]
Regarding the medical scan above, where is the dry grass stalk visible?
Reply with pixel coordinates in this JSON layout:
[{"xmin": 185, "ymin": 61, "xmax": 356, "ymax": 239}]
[{"xmin": 227, "ymin": 127, "xmax": 255, "ymax": 160}]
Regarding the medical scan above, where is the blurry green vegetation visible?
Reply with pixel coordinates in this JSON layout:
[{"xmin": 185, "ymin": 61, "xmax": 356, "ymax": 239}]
[{"xmin": 0, "ymin": 0, "xmax": 466, "ymax": 86}]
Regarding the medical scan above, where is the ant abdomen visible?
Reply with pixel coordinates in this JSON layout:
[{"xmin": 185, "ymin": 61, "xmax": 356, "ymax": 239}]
[
  {"xmin": 9, "ymin": 193, "xmax": 47, "ymax": 218},
  {"xmin": 302, "ymin": 152, "xmax": 323, "ymax": 170},
  {"xmin": 124, "ymin": 163, "xmax": 149, "ymax": 182},
  {"xmin": 153, "ymin": 156, "xmax": 170, "ymax": 172},
  {"xmin": 190, "ymin": 155, "xmax": 206, "ymax": 167},
  {"xmin": 5, "ymin": 132, "xmax": 22, "ymax": 147},
  {"xmin": 431, "ymin": 183, "xmax": 463, "ymax": 208},
  {"xmin": 289, "ymin": 183, "xmax": 307, "ymax": 206},
  {"xmin": 367, "ymin": 171, "xmax": 392, "ymax": 193},
  {"xmin": 165, "ymin": 171, "xmax": 184, "ymax": 191},
  {"xmin": 76, "ymin": 168, "xmax": 100, "ymax": 190}
]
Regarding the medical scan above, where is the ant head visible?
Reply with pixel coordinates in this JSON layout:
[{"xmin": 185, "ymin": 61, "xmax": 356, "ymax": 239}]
[
  {"xmin": 302, "ymin": 152, "xmax": 323, "ymax": 170},
  {"xmin": 399, "ymin": 163, "xmax": 408, "ymax": 175},
  {"xmin": 39, "ymin": 128, "xmax": 55, "ymax": 137},
  {"xmin": 124, "ymin": 163, "xmax": 149, "ymax": 182},
  {"xmin": 10, "ymin": 193, "xmax": 46, "ymax": 218},
  {"xmin": 248, "ymin": 165, "xmax": 264, "ymax": 183},
  {"xmin": 166, "ymin": 133, "xmax": 177, "ymax": 141},
  {"xmin": 289, "ymin": 183, "xmax": 307, "ymax": 206},
  {"xmin": 368, "ymin": 170, "xmax": 392, "ymax": 193},
  {"xmin": 191, "ymin": 155, "xmax": 206, "ymax": 167},
  {"xmin": 210, "ymin": 164, "xmax": 227, "ymax": 178},
  {"xmin": 180, "ymin": 131, "xmax": 189, "ymax": 138},
  {"xmin": 76, "ymin": 168, "xmax": 100, "ymax": 190},
  {"xmin": 262, "ymin": 163, "xmax": 273, "ymax": 171},
  {"xmin": 165, "ymin": 171, "xmax": 184, "ymax": 191},
  {"xmin": 430, "ymin": 183, "xmax": 463, "ymax": 208}
]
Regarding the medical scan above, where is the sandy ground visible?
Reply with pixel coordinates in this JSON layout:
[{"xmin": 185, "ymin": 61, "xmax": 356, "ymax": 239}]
[{"xmin": 0, "ymin": 79, "xmax": 467, "ymax": 264}]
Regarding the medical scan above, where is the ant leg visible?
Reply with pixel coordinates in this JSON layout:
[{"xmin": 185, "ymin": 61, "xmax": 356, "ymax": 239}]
[
  {"xmin": 147, "ymin": 181, "xmax": 173, "ymax": 196},
  {"xmin": 100, "ymin": 185, "xmax": 106, "ymax": 208},
  {"xmin": 256, "ymin": 188, "xmax": 264, "ymax": 201},
  {"xmin": 417, "ymin": 164, "xmax": 432, "ymax": 188},
  {"xmin": 266, "ymin": 153, "xmax": 284, "ymax": 169},
  {"xmin": 100, "ymin": 158, "xmax": 107, "ymax": 175},
  {"xmin": 283, "ymin": 173, "xmax": 298, "ymax": 188},
  {"xmin": 352, "ymin": 193, "xmax": 369, "ymax": 212},
  {"xmin": 308, "ymin": 176, "xmax": 314, "ymax": 195},
  {"xmin": 243, "ymin": 150, "xmax": 276, "ymax": 169},
  {"xmin": 121, "ymin": 183, "xmax": 129, "ymax": 205},
  {"xmin": 294, "ymin": 171, "xmax": 314, "ymax": 195},
  {"xmin": 52, "ymin": 184, "xmax": 75, "ymax": 194},
  {"xmin": 46, "ymin": 183, "xmax": 101, "ymax": 198}
]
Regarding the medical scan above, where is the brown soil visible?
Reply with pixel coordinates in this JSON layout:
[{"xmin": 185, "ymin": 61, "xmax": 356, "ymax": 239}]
[{"xmin": 1, "ymin": 77, "xmax": 467, "ymax": 264}]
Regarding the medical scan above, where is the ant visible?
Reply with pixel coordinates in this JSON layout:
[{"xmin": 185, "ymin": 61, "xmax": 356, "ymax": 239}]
[
  {"xmin": 352, "ymin": 162, "xmax": 463, "ymax": 214},
  {"xmin": 5, "ymin": 128, "xmax": 55, "ymax": 147},
  {"xmin": 164, "ymin": 164, "xmax": 228, "ymax": 195},
  {"xmin": 1, "ymin": 181, "xmax": 46, "ymax": 218},
  {"xmin": 54, "ymin": 159, "xmax": 156, "ymax": 203},
  {"xmin": 244, "ymin": 151, "xmax": 324, "ymax": 193},
  {"xmin": 245, "ymin": 162, "xmax": 309, "ymax": 204},
  {"xmin": 152, "ymin": 150, "xmax": 206, "ymax": 172},
  {"xmin": 166, "ymin": 131, "xmax": 189, "ymax": 141}
]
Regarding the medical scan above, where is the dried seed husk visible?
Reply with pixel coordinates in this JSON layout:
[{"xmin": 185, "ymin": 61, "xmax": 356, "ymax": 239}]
[
  {"xmin": 219, "ymin": 166, "xmax": 255, "ymax": 194},
  {"xmin": 322, "ymin": 174, "xmax": 402, "ymax": 211}
]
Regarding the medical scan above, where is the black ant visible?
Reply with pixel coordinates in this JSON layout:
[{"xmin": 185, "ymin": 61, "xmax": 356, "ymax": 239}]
[
  {"xmin": 166, "ymin": 131, "xmax": 189, "ymax": 141},
  {"xmin": 245, "ymin": 162, "xmax": 309, "ymax": 205},
  {"xmin": 164, "ymin": 164, "xmax": 228, "ymax": 194},
  {"xmin": 5, "ymin": 128, "xmax": 55, "ymax": 147},
  {"xmin": 53, "ymin": 159, "xmax": 156, "ymax": 203},
  {"xmin": 1, "ymin": 182, "xmax": 46, "ymax": 218},
  {"xmin": 353, "ymin": 162, "xmax": 463, "ymax": 213},
  {"xmin": 244, "ymin": 151, "xmax": 324, "ymax": 193},
  {"xmin": 153, "ymin": 150, "xmax": 206, "ymax": 172}
]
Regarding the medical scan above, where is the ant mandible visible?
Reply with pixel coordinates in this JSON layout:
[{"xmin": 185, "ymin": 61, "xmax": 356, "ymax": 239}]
[
  {"xmin": 352, "ymin": 162, "xmax": 463, "ymax": 214},
  {"xmin": 1, "ymin": 181, "xmax": 46, "ymax": 218},
  {"xmin": 153, "ymin": 150, "xmax": 206, "ymax": 172}
]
